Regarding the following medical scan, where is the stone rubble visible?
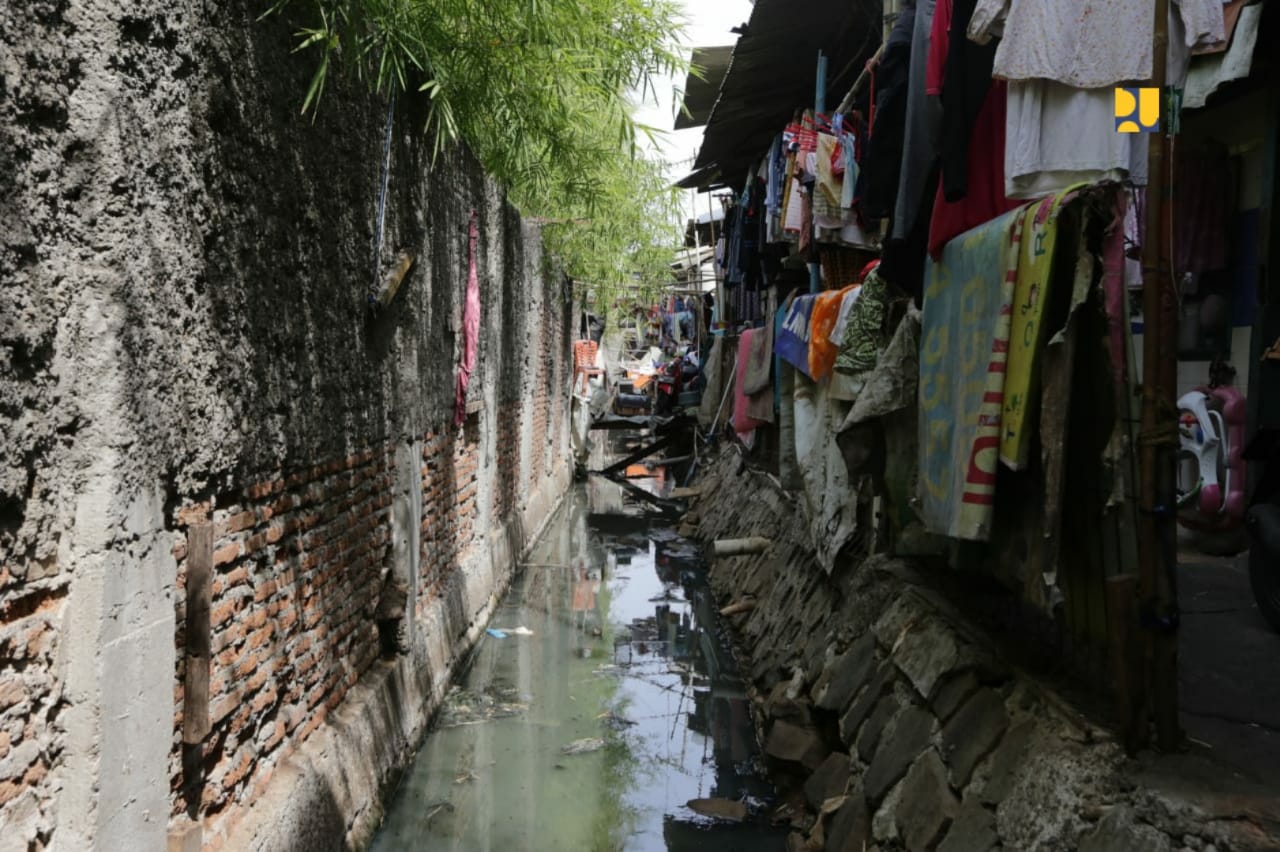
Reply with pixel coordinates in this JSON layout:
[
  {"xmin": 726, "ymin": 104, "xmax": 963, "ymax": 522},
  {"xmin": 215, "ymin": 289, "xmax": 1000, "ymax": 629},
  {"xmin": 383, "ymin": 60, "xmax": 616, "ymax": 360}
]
[{"xmin": 690, "ymin": 449, "xmax": 1280, "ymax": 852}]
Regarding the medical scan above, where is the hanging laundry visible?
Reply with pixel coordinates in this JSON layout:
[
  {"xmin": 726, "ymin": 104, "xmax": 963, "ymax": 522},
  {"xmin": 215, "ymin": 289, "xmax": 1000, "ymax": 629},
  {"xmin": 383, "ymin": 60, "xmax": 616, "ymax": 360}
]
[
  {"xmin": 839, "ymin": 128, "xmax": 860, "ymax": 210},
  {"xmin": 918, "ymin": 206, "xmax": 1023, "ymax": 540},
  {"xmin": 777, "ymin": 294, "xmax": 817, "ymax": 378},
  {"xmin": 1184, "ymin": 2, "xmax": 1263, "ymax": 108},
  {"xmin": 891, "ymin": 0, "xmax": 939, "ymax": 241},
  {"xmin": 972, "ymin": 0, "xmax": 1224, "ymax": 198},
  {"xmin": 972, "ymin": 0, "xmax": 1222, "ymax": 88},
  {"xmin": 1000, "ymin": 185, "xmax": 1084, "ymax": 470},
  {"xmin": 1101, "ymin": 192, "xmax": 1130, "ymax": 391},
  {"xmin": 809, "ymin": 286, "xmax": 857, "ymax": 380},
  {"xmin": 742, "ymin": 311, "xmax": 775, "ymax": 397},
  {"xmin": 835, "ymin": 269, "xmax": 890, "ymax": 375},
  {"xmin": 862, "ymin": 1, "xmax": 917, "ymax": 221},
  {"xmin": 1174, "ymin": 143, "xmax": 1234, "ymax": 276},
  {"xmin": 830, "ymin": 283, "xmax": 865, "ymax": 346},
  {"xmin": 926, "ymin": 0, "xmax": 1020, "ymax": 258},
  {"xmin": 732, "ymin": 331, "xmax": 770, "ymax": 437},
  {"xmin": 1003, "ymin": 81, "xmax": 1148, "ymax": 200},
  {"xmin": 455, "ymin": 212, "xmax": 481, "ymax": 426}
]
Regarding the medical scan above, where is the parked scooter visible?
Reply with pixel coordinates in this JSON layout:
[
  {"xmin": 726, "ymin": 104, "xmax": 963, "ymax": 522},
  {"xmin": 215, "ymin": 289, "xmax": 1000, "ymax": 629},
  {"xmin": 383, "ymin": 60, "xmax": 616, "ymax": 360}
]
[{"xmin": 1244, "ymin": 426, "xmax": 1280, "ymax": 632}]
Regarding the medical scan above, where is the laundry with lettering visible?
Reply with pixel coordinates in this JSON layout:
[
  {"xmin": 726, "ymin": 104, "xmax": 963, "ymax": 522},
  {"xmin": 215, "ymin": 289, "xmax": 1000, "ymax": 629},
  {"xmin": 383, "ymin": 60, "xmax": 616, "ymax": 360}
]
[
  {"xmin": 776, "ymin": 294, "xmax": 818, "ymax": 378},
  {"xmin": 917, "ymin": 206, "xmax": 1023, "ymax": 540}
]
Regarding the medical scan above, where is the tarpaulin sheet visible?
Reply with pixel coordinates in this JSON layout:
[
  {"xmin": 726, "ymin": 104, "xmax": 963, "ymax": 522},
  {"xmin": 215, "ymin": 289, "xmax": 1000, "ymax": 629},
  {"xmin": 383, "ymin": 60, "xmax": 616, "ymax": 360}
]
[
  {"xmin": 793, "ymin": 372, "xmax": 858, "ymax": 573},
  {"xmin": 918, "ymin": 207, "xmax": 1023, "ymax": 540},
  {"xmin": 1001, "ymin": 186, "xmax": 1082, "ymax": 470}
]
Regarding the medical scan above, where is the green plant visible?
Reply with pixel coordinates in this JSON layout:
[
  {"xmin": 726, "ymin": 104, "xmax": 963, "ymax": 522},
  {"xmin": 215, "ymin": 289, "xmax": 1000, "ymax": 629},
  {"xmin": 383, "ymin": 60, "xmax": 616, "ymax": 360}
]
[{"xmin": 265, "ymin": 0, "xmax": 689, "ymax": 302}]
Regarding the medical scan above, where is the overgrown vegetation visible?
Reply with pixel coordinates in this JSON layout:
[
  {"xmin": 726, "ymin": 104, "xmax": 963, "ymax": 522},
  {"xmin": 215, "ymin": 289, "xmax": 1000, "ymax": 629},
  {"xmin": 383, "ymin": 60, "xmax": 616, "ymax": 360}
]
[{"xmin": 266, "ymin": 0, "xmax": 689, "ymax": 304}]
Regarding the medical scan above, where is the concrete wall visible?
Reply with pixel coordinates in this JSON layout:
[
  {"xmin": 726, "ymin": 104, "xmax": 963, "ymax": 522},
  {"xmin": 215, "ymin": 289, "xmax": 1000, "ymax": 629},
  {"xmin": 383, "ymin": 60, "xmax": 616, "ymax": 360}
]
[
  {"xmin": 1, "ymin": 2, "xmax": 573, "ymax": 849},
  {"xmin": 689, "ymin": 450, "xmax": 1279, "ymax": 852}
]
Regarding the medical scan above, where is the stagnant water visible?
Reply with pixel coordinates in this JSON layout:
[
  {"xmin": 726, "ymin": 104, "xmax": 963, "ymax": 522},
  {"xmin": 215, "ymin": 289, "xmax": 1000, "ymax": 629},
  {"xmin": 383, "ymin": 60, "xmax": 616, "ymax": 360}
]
[{"xmin": 370, "ymin": 476, "xmax": 788, "ymax": 851}]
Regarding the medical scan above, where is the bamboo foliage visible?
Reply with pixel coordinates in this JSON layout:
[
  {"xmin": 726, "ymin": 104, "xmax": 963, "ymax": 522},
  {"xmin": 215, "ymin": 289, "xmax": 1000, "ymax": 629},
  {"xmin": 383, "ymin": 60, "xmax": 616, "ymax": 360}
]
[{"xmin": 265, "ymin": 0, "xmax": 689, "ymax": 302}]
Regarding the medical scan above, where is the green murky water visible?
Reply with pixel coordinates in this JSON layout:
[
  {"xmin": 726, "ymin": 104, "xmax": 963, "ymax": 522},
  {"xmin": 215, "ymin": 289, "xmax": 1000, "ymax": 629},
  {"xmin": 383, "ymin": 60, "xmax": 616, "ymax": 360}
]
[{"xmin": 370, "ymin": 474, "xmax": 787, "ymax": 852}]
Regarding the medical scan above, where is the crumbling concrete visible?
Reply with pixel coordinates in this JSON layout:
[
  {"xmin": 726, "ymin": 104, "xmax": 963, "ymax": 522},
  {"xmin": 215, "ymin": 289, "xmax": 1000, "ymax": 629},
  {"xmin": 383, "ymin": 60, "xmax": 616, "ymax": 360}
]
[
  {"xmin": 2, "ymin": 2, "xmax": 574, "ymax": 849},
  {"xmin": 691, "ymin": 448, "xmax": 1280, "ymax": 852}
]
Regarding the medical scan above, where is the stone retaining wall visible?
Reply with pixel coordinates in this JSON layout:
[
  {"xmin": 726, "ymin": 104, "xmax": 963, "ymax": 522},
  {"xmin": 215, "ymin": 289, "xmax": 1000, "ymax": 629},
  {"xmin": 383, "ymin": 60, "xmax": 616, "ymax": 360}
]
[{"xmin": 690, "ymin": 449, "xmax": 1279, "ymax": 852}]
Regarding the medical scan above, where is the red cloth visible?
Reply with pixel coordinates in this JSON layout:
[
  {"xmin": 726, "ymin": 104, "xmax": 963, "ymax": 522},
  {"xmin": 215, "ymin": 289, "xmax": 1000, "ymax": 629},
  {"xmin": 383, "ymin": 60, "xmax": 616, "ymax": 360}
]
[
  {"xmin": 455, "ymin": 213, "xmax": 481, "ymax": 425},
  {"xmin": 926, "ymin": 0, "xmax": 952, "ymax": 96},
  {"xmin": 731, "ymin": 331, "xmax": 769, "ymax": 435},
  {"xmin": 927, "ymin": 80, "xmax": 1021, "ymax": 260}
]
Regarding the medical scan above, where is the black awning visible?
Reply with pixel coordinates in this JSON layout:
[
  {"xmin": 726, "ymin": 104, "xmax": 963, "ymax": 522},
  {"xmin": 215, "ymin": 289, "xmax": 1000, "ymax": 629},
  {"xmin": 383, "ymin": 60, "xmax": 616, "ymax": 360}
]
[
  {"xmin": 675, "ymin": 46, "xmax": 735, "ymax": 130},
  {"xmin": 691, "ymin": 0, "xmax": 883, "ymax": 189}
]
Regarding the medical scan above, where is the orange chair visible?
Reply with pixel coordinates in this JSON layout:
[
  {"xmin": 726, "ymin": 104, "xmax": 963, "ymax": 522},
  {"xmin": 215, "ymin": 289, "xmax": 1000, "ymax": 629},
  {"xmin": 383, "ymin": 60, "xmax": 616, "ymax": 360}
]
[{"xmin": 574, "ymin": 340, "xmax": 605, "ymax": 393}]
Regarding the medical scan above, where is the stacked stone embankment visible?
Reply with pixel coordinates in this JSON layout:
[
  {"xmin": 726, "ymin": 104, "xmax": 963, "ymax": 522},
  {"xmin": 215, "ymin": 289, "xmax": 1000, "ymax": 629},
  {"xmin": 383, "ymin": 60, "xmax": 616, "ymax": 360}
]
[{"xmin": 689, "ymin": 448, "xmax": 1280, "ymax": 852}]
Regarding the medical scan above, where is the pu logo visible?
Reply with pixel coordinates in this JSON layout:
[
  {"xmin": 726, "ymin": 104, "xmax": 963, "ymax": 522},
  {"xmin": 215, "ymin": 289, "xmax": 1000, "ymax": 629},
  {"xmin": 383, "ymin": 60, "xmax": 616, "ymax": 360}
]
[{"xmin": 1115, "ymin": 87, "xmax": 1160, "ymax": 133}]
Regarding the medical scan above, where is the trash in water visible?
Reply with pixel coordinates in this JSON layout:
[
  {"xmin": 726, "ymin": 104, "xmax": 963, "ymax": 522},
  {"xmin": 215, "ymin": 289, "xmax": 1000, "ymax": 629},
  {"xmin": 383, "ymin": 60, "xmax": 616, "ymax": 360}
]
[
  {"xmin": 486, "ymin": 628, "xmax": 507, "ymax": 639},
  {"xmin": 491, "ymin": 626, "xmax": 534, "ymax": 636},
  {"xmin": 423, "ymin": 800, "xmax": 455, "ymax": 824},
  {"xmin": 686, "ymin": 797, "xmax": 748, "ymax": 822},
  {"xmin": 561, "ymin": 737, "xmax": 607, "ymax": 755},
  {"xmin": 436, "ymin": 684, "xmax": 528, "ymax": 728},
  {"xmin": 597, "ymin": 710, "xmax": 636, "ymax": 730}
]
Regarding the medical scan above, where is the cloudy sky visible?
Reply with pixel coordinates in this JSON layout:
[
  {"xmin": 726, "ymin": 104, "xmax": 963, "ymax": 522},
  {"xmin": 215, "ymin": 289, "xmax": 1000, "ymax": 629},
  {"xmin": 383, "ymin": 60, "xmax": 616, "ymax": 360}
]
[{"xmin": 632, "ymin": 0, "xmax": 753, "ymax": 217}]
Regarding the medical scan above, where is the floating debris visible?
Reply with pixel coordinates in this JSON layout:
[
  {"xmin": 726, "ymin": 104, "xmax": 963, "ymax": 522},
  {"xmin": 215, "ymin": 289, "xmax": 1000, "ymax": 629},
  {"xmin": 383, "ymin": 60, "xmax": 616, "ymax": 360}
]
[
  {"xmin": 561, "ymin": 737, "xmax": 607, "ymax": 756},
  {"xmin": 436, "ymin": 684, "xmax": 528, "ymax": 728},
  {"xmin": 485, "ymin": 628, "xmax": 508, "ymax": 639},
  {"xmin": 423, "ymin": 800, "xmax": 455, "ymax": 824},
  {"xmin": 597, "ymin": 711, "xmax": 637, "ymax": 730},
  {"xmin": 686, "ymin": 798, "xmax": 748, "ymax": 822}
]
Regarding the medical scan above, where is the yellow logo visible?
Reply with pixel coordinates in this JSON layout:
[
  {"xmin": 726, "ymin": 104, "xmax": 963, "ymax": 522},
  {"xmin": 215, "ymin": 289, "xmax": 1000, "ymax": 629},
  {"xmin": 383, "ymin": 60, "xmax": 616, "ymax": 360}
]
[{"xmin": 1115, "ymin": 87, "xmax": 1160, "ymax": 133}]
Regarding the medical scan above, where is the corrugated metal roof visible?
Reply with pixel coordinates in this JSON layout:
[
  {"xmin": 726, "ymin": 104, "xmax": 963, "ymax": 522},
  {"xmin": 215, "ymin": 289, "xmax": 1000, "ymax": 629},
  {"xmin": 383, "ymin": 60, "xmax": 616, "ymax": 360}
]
[
  {"xmin": 686, "ymin": 0, "xmax": 882, "ymax": 190},
  {"xmin": 675, "ymin": 46, "xmax": 735, "ymax": 130}
]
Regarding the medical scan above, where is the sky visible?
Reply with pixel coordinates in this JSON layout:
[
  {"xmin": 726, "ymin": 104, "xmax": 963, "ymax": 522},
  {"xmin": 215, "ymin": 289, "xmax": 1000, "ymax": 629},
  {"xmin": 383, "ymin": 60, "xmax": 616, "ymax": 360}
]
[{"xmin": 631, "ymin": 0, "xmax": 754, "ymax": 221}]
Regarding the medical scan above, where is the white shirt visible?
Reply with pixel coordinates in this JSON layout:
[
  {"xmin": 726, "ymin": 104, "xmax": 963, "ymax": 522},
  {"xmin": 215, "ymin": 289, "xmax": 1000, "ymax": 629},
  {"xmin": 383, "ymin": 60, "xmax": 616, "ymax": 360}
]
[
  {"xmin": 971, "ymin": 0, "xmax": 1225, "ymax": 87},
  {"xmin": 1005, "ymin": 81, "xmax": 1149, "ymax": 199}
]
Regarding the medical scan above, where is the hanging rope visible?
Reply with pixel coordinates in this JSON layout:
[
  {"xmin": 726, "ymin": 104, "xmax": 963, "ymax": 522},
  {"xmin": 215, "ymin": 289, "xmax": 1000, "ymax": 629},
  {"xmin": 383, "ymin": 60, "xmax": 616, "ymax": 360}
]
[{"xmin": 369, "ymin": 93, "xmax": 396, "ymax": 306}]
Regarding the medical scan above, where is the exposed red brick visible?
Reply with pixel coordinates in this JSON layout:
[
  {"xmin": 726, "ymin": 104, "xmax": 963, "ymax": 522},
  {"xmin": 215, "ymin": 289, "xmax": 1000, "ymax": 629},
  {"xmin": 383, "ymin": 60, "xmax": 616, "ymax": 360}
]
[{"xmin": 213, "ymin": 542, "xmax": 240, "ymax": 567}]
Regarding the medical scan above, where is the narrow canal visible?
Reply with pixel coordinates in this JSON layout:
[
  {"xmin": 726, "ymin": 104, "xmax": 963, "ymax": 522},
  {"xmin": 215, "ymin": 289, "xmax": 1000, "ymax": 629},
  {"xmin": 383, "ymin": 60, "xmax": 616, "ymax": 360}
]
[{"xmin": 370, "ymin": 460, "xmax": 788, "ymax": 851}]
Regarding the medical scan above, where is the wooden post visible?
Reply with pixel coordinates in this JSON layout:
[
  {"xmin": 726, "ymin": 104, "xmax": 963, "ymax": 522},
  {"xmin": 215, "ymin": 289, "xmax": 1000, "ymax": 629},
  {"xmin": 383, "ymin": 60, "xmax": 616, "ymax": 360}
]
[
  {"xmin": 183, "ymin": 523, "xmax": 213, "ymax": 745},
  {"xmin": 1137, "ymin": 0, "xmax": 1183, "ymax": 752},
  {"xmin": 1106, "ymin": 574, "xmax": 1141, "ymax": 753}
]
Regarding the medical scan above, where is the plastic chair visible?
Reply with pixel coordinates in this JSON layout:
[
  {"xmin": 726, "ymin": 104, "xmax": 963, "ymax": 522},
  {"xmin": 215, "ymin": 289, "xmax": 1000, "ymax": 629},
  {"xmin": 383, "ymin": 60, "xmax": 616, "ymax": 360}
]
[{"xmin": 574, "ymin": 340, "xmax": 605, "ymax": 393}]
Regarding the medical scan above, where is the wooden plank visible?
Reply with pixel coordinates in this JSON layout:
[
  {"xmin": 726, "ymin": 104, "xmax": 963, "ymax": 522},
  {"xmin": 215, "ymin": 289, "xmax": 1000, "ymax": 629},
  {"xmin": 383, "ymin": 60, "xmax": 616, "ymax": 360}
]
[
  {"xmin": 183, "ymin": 523, "xmax": 213, "ymax": 745},
  {"xmin": 594, "ymin": 433, "xmax": 679, "ymax": 477}
]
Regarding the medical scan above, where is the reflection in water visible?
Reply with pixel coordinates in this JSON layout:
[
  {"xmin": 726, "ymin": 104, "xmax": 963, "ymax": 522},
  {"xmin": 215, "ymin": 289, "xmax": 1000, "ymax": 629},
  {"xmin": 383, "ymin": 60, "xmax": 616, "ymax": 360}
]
[{"xmin": 371, "ymin": 480, "xmax": 787, "ymax": 852}]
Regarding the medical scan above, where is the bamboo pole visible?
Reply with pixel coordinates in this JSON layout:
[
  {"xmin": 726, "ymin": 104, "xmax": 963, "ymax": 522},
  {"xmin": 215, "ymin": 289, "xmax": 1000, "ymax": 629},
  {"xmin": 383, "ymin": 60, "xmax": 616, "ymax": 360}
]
[{"xmin": 1137, "ymin": 0, "xmax": 1182, "ymax": 753}]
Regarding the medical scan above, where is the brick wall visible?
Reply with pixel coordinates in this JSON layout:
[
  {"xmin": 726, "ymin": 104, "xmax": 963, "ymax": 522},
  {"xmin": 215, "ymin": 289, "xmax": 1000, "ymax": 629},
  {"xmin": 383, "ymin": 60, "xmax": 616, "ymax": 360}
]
[
  {"xmin": 0, "ymin": 577, "xmax": 64, "ymax": 838},
  {"xmin": 168, "ymin": 447, "xmax": 395, "ymax": 824},
  {"xmin": 167, "ymin": 384, "xmax": 571, "ymax": 844},
  {"xmin": 3, "ymin": 2, "xmax": 576, "ymax": 847}
]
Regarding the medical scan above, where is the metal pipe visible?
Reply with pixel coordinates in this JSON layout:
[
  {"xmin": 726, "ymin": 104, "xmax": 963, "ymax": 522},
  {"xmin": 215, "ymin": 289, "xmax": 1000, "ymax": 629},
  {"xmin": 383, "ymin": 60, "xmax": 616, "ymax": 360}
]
[{"xmin": 713, "ymin": 537, "xmax": 772, "ymax": 557}]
